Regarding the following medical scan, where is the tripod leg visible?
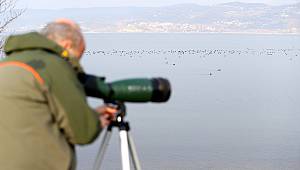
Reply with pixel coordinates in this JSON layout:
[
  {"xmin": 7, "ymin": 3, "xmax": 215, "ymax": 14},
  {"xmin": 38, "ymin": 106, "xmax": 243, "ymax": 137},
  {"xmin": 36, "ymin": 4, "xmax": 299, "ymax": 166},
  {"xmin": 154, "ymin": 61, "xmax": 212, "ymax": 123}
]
[
  {"xmin": 93, "ymin": 129, "xmax": 112, "ymax": 170},
  {"xmin": 119, "ymin": 130, "xmax": 131, "ymax": 170},
  {"xmin": 127, "ymin": 132, "xmax": 142, "ymax": 170}
]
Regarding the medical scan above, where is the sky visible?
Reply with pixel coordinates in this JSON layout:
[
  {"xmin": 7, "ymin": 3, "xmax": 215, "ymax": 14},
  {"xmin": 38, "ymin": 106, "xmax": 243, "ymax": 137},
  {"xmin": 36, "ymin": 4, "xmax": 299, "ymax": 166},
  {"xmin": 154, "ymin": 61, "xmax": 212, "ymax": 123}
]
[{"xmin": 17, "ymin": 0, "xmax": 299, "ymax": 9}]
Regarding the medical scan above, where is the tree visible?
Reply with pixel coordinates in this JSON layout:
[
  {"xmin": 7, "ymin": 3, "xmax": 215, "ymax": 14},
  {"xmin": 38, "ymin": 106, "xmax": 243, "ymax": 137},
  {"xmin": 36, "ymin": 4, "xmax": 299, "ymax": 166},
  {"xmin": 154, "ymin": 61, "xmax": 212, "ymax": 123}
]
[{"xmin": 0, "ymin": 0, "xmax": 23, "ymax": 55}]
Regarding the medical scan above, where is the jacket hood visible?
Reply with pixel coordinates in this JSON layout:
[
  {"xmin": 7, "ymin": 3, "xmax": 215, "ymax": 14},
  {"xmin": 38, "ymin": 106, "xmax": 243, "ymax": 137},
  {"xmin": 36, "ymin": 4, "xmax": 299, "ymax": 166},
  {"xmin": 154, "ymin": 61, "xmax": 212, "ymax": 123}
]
[
  {"xmin": 3, "ymin": 32, "xmax": 84, "ymax": 73},
  {"xmin": 4, "ymin": 32, "xmax": 64, "ymax": 56}
]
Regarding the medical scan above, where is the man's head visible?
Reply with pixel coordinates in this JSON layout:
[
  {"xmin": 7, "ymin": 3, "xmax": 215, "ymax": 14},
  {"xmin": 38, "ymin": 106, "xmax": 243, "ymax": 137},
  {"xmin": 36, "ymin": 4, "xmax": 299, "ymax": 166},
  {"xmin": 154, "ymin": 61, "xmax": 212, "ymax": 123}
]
[{"xmin": 40, "ymin": 19, "xmax": 85, "ymax": 59}]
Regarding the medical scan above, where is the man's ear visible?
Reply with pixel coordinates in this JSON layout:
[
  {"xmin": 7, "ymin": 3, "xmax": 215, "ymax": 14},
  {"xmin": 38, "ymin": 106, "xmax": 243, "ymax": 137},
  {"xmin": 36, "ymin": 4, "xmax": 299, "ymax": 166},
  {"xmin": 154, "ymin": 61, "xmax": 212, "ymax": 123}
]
[{"xmin": 60, "ymin": 39, "xmax": 73, "ymax": 49}]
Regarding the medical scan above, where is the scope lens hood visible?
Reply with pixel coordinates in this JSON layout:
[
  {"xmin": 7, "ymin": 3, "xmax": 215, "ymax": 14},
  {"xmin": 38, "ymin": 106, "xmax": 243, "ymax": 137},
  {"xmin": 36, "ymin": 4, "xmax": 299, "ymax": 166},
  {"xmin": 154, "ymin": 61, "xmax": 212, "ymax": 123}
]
[{"xmin": 151, "ymin": 78, "xmax": 171, "ymax": 102}]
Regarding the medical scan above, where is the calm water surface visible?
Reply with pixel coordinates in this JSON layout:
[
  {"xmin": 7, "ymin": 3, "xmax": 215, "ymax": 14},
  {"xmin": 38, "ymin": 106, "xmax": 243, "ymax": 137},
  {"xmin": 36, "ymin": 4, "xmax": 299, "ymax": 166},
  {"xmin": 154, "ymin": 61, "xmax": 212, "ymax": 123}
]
[{"xmin": 77, "ymin": 33, "xmax": 300, "ymax": 170}]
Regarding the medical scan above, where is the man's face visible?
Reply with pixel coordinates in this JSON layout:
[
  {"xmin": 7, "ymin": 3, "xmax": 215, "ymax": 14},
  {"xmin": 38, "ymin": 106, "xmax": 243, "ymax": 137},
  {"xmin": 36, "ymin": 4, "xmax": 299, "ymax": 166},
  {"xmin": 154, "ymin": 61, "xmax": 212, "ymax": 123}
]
[
  {"xmin": 70, "ymin": 39, "xmax": 86, "ymax": 59},
  {"xmin": 78, "ymin": 39, "xmax": 86, "ymax": 59}
]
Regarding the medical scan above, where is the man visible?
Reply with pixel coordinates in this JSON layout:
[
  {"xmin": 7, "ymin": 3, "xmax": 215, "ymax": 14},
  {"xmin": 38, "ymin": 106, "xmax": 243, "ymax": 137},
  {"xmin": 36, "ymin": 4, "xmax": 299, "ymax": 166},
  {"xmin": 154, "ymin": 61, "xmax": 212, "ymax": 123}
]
[{"xmin": 0, "ymin": 19, "xmax": 116, "ymax": 170}]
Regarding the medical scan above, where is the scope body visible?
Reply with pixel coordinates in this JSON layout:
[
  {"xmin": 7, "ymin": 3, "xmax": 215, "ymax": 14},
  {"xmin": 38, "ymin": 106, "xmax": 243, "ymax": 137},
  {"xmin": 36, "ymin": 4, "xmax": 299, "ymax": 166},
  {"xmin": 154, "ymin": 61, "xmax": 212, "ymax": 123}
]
[{"xmin": 78, "ymin": 73, "xmax": 171, "ymax": 103}]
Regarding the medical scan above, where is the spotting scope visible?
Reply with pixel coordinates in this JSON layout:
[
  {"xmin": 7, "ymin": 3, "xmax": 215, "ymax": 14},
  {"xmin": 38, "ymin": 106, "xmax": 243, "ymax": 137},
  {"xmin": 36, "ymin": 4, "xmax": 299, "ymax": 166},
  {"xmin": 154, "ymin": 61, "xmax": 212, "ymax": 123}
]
[{"xmin": 78, "ymin": 73, "xmax": 171, "ymax": 103}]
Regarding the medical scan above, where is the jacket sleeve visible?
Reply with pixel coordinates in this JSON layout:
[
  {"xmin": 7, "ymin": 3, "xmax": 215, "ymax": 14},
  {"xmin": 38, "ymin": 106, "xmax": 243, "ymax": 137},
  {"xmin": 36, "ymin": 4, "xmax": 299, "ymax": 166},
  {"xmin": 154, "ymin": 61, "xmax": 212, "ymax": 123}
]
[{"xmin": 46, "ymin": 58, "xmax": 101, "ymax": 145}]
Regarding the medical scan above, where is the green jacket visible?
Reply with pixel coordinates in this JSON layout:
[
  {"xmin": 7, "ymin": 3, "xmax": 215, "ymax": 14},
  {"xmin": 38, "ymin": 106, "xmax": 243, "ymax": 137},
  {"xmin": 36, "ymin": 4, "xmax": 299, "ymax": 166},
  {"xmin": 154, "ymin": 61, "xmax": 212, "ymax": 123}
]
[{"xmin": 0, "ymin": 32, "xmax": 101, "ymax": 170}]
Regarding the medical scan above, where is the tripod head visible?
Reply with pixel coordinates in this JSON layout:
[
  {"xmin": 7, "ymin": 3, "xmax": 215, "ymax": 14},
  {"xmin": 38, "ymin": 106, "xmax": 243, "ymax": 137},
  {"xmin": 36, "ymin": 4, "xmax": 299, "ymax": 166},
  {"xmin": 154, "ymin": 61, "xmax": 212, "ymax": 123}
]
[
  {"xmin": 105, "ymin": 100, "xmax": 126, "ymax": 118},
  {"xmin": 104, "ymin": 100, "xmax": 130, "ymax": 131}
]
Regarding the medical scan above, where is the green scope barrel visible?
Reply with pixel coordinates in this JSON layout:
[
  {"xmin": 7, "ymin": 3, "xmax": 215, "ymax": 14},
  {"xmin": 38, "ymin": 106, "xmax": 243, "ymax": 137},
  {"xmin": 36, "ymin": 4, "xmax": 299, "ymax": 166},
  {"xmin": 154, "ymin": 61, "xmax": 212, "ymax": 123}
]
[{"xmin": 78, "ymin": 73, "xmax": 171, "ymax": 103}]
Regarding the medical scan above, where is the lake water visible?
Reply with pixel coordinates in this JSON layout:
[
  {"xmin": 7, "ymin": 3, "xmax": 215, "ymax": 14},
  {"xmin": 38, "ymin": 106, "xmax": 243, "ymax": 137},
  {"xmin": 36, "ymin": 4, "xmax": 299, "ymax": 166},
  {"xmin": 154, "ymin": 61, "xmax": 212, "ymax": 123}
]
[{"xmin": 77, "ymin": 33, "xmax": 300, "ymax": 170}]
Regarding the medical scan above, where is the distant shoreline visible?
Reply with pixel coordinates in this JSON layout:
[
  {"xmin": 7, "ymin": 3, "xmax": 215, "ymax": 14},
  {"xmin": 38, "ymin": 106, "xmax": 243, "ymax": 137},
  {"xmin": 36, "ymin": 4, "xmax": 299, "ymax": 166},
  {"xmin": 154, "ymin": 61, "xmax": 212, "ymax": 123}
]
[
  {"xmin": 6, "ymin": 30, "xmax": 300, "ymax": 36},
  {"xmin": 83, "ymin": 31, "xmax": 300, "ymax": 36}
]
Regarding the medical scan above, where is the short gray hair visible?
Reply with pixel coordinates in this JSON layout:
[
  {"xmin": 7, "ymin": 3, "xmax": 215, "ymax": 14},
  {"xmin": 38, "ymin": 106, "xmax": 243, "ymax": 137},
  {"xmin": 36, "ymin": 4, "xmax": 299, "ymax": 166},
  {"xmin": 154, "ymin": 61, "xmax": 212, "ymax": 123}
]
[{"xmin": 40, "ymin": 22, "xmax": 83, "ymax": 49}]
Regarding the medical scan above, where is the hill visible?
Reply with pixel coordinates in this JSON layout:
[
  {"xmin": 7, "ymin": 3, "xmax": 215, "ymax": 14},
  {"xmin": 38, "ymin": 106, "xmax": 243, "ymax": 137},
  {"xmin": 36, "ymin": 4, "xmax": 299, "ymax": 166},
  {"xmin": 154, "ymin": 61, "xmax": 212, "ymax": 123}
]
[{"xmin": 8, "ymin": 2, "xmax": 300, "ymax": 33}]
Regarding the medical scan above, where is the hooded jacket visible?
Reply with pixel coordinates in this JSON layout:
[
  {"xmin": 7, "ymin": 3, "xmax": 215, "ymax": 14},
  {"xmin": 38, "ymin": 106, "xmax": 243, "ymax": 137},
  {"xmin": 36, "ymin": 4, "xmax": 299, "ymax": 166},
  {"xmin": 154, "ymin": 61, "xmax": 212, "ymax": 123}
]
[{"xmin": 0, "ymin": 32, "xmax": 101, "ymax": 170}]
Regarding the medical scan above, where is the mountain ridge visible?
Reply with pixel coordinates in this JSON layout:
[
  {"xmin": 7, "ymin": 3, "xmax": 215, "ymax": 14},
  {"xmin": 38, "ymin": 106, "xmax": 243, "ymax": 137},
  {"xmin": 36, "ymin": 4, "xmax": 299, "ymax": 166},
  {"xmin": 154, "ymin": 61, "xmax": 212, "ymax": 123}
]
[{"xmin": 8, "ymin": 2, "xmax": 300, "ymax": 33}]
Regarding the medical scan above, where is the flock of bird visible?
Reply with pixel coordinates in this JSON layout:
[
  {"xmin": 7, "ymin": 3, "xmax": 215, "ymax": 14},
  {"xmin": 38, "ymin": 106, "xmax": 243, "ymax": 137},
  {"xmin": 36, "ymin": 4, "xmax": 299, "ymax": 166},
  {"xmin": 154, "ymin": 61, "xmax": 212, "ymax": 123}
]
[
  {"xmin": 85, "ymin": 48, "xmax": 300, "ymax": 58},
  {"xmin": 84, "ymin": 48, "xmax": 300, "ymax": 76}
]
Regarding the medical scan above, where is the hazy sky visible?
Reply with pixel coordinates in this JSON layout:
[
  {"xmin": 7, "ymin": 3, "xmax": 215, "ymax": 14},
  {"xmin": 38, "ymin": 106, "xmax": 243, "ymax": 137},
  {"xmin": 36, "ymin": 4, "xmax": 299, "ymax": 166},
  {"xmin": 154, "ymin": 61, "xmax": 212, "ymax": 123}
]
[{"xmin": 18, "ymin": 0, "xmax": 299, "ymax": 9}]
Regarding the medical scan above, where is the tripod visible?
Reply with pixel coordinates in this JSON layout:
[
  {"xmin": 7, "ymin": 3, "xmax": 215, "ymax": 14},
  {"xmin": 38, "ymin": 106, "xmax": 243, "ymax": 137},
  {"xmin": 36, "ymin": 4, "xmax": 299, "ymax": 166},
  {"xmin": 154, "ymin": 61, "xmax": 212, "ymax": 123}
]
[{"xmin": 93, "ymin": 102, "xmax": 142, "ymax": 170}]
